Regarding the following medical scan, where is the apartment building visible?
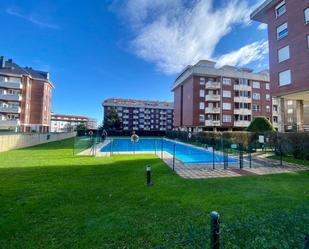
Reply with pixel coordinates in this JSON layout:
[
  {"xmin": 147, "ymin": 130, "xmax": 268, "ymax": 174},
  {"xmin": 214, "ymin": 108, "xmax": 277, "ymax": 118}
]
[
  {"xmin": 251, "ymin": 0, "xmax": 309, "ymax": 131},
  {"xmin": 172, "ymin": 60, "xmax": 278, "ymax": 132},
  {"xmin": 0, "ymin": 56, "xmax": 54, "ymax": 132},
  {"xmin": 103, "ymin": 98, "xmax": 174, "ymax": 131},
  {"xmin": 51, "ymin": 114, "xmax": 97, "ymax": 132}
]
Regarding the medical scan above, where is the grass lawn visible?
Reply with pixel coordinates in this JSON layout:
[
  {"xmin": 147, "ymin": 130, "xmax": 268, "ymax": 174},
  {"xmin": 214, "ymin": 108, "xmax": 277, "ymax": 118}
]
[{"xmin": 0, "ymin": 138, "xmax": 309, "ymax": 249}]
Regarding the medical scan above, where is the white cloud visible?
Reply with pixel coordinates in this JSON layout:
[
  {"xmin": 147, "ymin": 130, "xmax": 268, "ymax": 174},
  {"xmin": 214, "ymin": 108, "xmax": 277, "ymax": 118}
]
[
  {"xmin": 112, "ymin": 0, "xmax": 268, "ymax": 74},
  {"xmin": 216, "ymin": 41, "xmax": 269, "ymax": 68},
  {"xmin": 6, "ymin": 7, "xmax": 60, "ymax": 30},
  {"xmin": 257, "ymin": 23, "xmax": 268, "ymax": 30}
]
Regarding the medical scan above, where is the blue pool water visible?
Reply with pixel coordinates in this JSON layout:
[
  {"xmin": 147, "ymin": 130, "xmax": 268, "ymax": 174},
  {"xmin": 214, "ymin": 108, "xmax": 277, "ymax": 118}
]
[{"xmin": 100, "ymin": 138, "xmax": 238, "ymax": 164}]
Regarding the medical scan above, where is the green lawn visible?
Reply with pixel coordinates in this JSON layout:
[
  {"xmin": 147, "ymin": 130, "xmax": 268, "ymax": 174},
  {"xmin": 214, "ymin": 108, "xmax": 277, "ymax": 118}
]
[{"xmin": 0, "ymin": 138, "xmax": 308, "ymax": 249}]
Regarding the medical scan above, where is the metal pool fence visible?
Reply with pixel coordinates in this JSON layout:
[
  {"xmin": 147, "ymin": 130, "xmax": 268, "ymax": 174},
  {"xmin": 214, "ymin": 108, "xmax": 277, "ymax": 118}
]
[
  {"xmin": 73, "ymin": 133, "xmax": 293, "ymax": 169},
  {"xmin": 97, "ymin": 137, "xmax": 286, "ymax": 169},
  {"xmin": 73, "ymin": 135, "xmax": 102, "ymax": 156}
]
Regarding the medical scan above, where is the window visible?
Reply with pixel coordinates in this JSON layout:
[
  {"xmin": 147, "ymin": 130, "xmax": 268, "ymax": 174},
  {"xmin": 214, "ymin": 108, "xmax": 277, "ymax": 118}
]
[
  {"xmin": 279, "ymin": 70, "xmax": 291, "ymax": 86},
  {"xmin": 287, "ymin": 100, "xmax": 293, "ymax": 105},
  {"xmin": 199, "ymin": 90, "xmax": 205, "ymax": 97},
  {"xmin": 287, "ymin": 108, "xmax": 293, "ymax": 114},
  {"xmin": 266, "ymin": 94, "xmax": 271, "ymax": 101},
  {"xmin": 223, "ymin": 115, "xmax": 232, "ymax": 123},
  {"xmin": 239, "ymin": 78, "xmax": 249, "ymax": 86},
  {"xmin": 275, "ymin": 1, "xmax": 286, "ymax": 17},
  {"xmin": 252, "ymin": 81, "xmax": 260, "ymax": 89},
  {"xmin": 278, "ymin": 45, "xmax": 290, "ymax": 62},
  {"xmin": 222, "ymin": 103, "xmax": 231, "ymax": 110},
  {"xmin": 223, "ymin": 90, "xmax": 231, "ymax": 98},
  {"xmin": 266, "ymin": 83, "xmax": 270, "ymax": 90},
  {"xmin": 200, "ymin": 77, "xmax": 205, "ymax": 85},
  {"xmin": 277, "ymin": 22, "xmax": 288, "ymax": 40},
  {"xmin": 199, "ymin": 102, "xmax": 205, "ymax": 110},
  {"xmin": 199, "ymin": 115, "xmax": 205, "ymax": 123},
  {"xmin": 266, "ymin": 105, "xmax": 271, "ymax": 113},
  {"xmin": 253, "ymin": 93, "xmax": 261, "ymax": 100},
  {"xmin": 253, "ymin": 104, "xmax": 260, "ymax": 112},
  {"xmin": 305, "ymin": 8, "xmax": 309, "ymax": 24},
  {"xmin": 222, "ymin": 78, "xmax": 231, "ymax": 85}
]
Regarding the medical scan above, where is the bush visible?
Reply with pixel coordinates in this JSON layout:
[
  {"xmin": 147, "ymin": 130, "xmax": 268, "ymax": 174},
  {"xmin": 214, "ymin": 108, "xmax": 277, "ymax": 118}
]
[
  {"xmin": 279, "ymin": 133, "xmax": 309, "ymax": 160},
  {"xmin": 247, "ymin": 117, "xmax": 275, "ymax": 133}
]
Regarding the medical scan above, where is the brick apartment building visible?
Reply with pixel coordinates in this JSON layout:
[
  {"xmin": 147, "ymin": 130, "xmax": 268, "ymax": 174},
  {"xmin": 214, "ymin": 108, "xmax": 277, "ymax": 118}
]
[
  {"xmin": 103, "ymin": 98, "xmax": 174, "ymax": 131},
  {"xmin": 251, "ymin": 0, "xmax": 309, "ymax": 131},
  {"xmin": 0, "ymin": 56, "xmax": 54, "ymax": 132},
  {"xmin": 51, "ymin": 114, "xmax": 97, "ymax": 132},
  {"xmin": 172, "ymin": 60, "xmax": 279, "ymax": 132}
]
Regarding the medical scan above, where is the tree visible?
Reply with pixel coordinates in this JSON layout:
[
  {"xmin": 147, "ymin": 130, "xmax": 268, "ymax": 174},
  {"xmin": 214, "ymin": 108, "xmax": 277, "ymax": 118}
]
[
  {"xmin": 103, "ymin": 107, "xmax": 121, "ymax": 131},
  {"xmin": 76, "ymin": 124, "xmax": 87, "ymax": 132},
  {"xmin": 247, "ymin": 117, "xmax": 275, "ymax": 133}
]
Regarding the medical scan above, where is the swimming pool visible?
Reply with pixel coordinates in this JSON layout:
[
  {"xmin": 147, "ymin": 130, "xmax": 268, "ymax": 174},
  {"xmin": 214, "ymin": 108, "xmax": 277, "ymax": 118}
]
[{"xmin": 100, "ymin": 138, "xmax": 238, "ymax": 164}]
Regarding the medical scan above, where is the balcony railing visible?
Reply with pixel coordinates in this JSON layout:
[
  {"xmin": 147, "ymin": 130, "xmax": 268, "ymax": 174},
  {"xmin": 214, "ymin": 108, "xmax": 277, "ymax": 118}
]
[
  {"xmin": 0, "ymin": 119, "xmax": 20, "ymax": 126},
  {"xmin": 234, "ymin": 84, "xmax": 251, "ymax": 91},
  {"xmin": 205, "ymin": 107, "xmax": 220, "ymax": 114},
  {"xmin": 234, "ymin": 120, "xmax": 251, "ymax": 127},
  {"xmin": 234, "ymin": 96, "xmax": 251, "ymax": 103},
  {"xmin": 234, "ymin": 109, "xmax": 252, "ymax": 115},
  {"xmin": 205, "ymin": 81, "xmax": 220, "ymax": 89},
  {"xmin": 0, "ymin": 105, "xmax": 21, "ymax": 113},
  {"xmin": 205, "ymin": 120, "xmax": 221, "ymax": 126},
  {"xmin": 0, "ymin": 94, "xmax": 22, "ymax": 101},
  {"xmin": 0, "ymin": 80, "xmax": 22, "ymax": 89},
  {"xmin": 205, "ymin": 94, "xmax": 220, "ymax": 102}
]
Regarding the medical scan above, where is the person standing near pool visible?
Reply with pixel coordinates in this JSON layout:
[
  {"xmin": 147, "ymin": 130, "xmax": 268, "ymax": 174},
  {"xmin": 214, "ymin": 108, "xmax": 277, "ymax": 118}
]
[{"xmin": 131, "ymin": 131, "xmax": 139, "ymax": 143}]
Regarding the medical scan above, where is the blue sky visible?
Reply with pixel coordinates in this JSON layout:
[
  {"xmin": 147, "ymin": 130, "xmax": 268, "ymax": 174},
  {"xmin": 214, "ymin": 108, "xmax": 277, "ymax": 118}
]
[{"xmin": 0, "ymin": 0, "xmax": 268, "ymax": 124}]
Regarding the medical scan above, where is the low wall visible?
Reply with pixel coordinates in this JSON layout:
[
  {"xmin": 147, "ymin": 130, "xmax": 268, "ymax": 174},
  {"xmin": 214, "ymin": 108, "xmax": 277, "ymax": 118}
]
[{"xmin": 0, "ymin": 132, "xmax": 76, "ymax": 152}]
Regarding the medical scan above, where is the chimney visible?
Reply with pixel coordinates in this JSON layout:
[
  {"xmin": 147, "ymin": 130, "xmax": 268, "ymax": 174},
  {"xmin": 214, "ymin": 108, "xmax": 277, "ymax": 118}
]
[{"xmin": 0, "ymin": 56, "xmax": 5, "ymax": 68}]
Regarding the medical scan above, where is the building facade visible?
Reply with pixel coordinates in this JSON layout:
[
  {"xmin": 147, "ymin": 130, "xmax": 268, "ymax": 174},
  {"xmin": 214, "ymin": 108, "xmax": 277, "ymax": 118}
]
[
  {"xmin": 172, "ymin": 60, "xmax": 278, "ymax": 132},
  {"xmin": 0, "ymin": 56, "xmax": 54, "ymax": 132},
  {"xmin": 251, "ymin": 0, "xmax": 309, "ymax": 131},
  {"xmin": 103, "ymin": 98, "xmax": 174, "ymax": 131},
  {"xmin": 51, "ymin": 114, "xmax": 97, "ymax": 132}
]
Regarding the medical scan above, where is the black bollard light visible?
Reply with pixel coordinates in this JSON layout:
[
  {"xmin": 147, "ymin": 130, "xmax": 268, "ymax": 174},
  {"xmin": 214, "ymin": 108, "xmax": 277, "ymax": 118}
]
[
  {"xmin": 146, "ymin": 165, "xmax": 153, "ymax": 186},
  {"xmin": 210, "ymin": 211, "xmax": 220, "ymax": 249}
]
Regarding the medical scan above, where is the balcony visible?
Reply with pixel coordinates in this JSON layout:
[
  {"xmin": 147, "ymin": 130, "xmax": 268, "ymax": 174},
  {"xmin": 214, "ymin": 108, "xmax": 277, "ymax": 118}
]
[
  {"xmin": 205, "ymin": 94, "xmax": 220, "ymax": 102},
  {"xmin": 0, "ymin": 105, "xmax": 21, "ymax": 113},
  {"xmin": 205, "ymin": 107, "xmax": 220, "ymax": 114},
  {"xmin": 0, "ymin": 94, "xmax": 22, "ymax": 101},
  {"xmin": 234, "ymin": 84, "xmax": 251, "ymax": 91},
  {"xmin": 272, "ymin": 98, "xmax": 279, "ymax": 105},
  {"xmin": 234, "ymin": 109, "xmax": 252, "ymax": 115},
  {"xmin": 234, "ymin": 96, "xmax": 251, "ymax": 103},
  {"xmin": 0, "ymin": 80, "xmax": 22, "ymax": 89},
  {"xmin": 234, "ymin": 120, "xmax": 251, "ymax": 127},
  {"xmin": 205, "ymin": 81, "xmax": 220, "ymax": 89},
  {"xmin": 0, "ymin": 119, "xmax": 20, "ymax": 126},
  {"xmin": 205, "ymin": 120, "xmax": 221, "ymax": 126}
]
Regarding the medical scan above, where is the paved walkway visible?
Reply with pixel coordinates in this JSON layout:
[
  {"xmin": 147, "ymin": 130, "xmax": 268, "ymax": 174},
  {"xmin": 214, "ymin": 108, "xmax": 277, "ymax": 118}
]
[{"xmin": 161, "ymin": 152, "xmax": 309, "ymax": 179}]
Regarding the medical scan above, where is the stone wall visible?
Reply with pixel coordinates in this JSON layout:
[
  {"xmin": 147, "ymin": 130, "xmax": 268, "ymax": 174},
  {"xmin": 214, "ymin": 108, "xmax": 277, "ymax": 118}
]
[{"xmin": 0, "ymin": 132, "xmax": 76, "ymax": 152}]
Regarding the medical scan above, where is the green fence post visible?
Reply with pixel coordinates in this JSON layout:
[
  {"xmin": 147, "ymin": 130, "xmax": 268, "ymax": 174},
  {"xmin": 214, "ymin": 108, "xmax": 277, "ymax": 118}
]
[
  {"xmin": 239, "ymin": 143, "xmax": 243, "ymax": 169},
  {"xmin": 172, "ymin": 143, "xmax": 176, "ymax": 171},
  {"xmin": 210, "ymin": 211, "xmax": 220, "ymax": 249}
]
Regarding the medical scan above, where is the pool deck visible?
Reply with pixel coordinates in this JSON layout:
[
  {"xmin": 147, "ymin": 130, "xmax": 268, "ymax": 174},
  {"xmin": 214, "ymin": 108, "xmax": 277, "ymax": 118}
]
[
  {"xmin": 79, "ymin": 140, "xmax": 309, "ymax": 179},
  {"xmin": 160, "ymin": 151, "xmax": 309, "ymax": 179}
]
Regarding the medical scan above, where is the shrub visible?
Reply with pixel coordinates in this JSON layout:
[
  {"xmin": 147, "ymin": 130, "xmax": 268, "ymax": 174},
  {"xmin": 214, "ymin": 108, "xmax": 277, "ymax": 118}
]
[{"xmin": 247, "ymin": 117, "xmax": 275, "ymax": 133}]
